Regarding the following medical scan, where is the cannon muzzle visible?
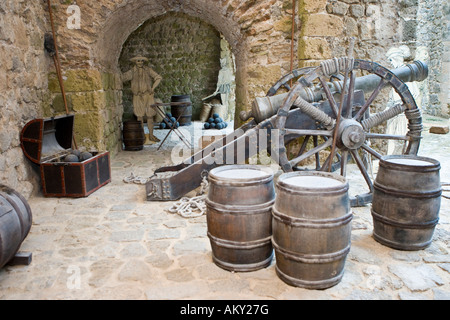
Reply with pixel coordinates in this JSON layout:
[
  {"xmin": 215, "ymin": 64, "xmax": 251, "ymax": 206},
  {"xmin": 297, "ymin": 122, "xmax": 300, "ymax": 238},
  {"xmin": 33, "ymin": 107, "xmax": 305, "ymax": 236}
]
[{"xmin": 241, "ymin": 60, "xmax": 428, "ymax": 123}]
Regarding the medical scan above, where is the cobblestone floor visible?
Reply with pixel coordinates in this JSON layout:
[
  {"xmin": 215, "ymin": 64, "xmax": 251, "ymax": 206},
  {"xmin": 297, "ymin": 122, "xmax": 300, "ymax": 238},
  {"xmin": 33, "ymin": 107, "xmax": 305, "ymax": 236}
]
[{"xmin": 0, "ymin": 117, "xmax": 449, "ymax": 300}]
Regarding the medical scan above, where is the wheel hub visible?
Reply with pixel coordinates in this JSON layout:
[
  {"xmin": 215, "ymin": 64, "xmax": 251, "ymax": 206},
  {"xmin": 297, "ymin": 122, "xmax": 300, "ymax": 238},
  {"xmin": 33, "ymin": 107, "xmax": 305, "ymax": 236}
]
[{"xmin": 337, "ymin": 119, "xmax": 365, "ymax": 150}]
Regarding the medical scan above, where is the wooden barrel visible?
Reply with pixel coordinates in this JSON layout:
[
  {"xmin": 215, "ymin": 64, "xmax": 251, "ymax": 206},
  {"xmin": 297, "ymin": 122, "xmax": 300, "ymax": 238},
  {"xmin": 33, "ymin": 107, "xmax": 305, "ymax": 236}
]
[
  {"xmin": 0, "ymin": 184, "xmax": 33, "ymax": 269},
  {"xmin": 206, "ymin": 165, "xmax": 275, "ymax": 272},
  {"xmin": 372, "ymin": 155, "xmax": 441, "ymax": 250},
  {"xmin": 171, "ymin": 95, "xmax": 192, "ymax": 126},
  {"xmin": 122, "ymin": 121, "xmax": 145, "ymax": 151},
  {"xmin": 272, "ymin": 172, "xmax": 352, "ymax": 289}
]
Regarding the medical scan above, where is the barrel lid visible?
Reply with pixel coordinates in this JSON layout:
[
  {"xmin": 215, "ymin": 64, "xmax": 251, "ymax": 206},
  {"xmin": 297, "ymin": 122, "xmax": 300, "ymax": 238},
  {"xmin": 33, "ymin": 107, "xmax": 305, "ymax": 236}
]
[
  {"xmin": 277, "ymin": 172, "xmax": 348, "ymax": 192},
  {"xmin": 209, "ymin": 165, "xmax": 274, "ymax": 183},
  {"xmin": 380, "ymin": 155, "xmax": 440, "ymax": 171},
  {"xmin": 20, "ymin": 114, "xmax": 74, "ymax": 164},
  {"xmin": 283, "ymin": 175, "xmax": 344, "ymax": 189}
]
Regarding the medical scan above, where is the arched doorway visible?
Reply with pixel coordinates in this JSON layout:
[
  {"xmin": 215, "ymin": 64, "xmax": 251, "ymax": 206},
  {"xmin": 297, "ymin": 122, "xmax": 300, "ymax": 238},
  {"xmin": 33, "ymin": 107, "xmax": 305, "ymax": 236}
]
[{"xmin": 118, "ymin": 12, "xmax": 236, "ymax": 123}]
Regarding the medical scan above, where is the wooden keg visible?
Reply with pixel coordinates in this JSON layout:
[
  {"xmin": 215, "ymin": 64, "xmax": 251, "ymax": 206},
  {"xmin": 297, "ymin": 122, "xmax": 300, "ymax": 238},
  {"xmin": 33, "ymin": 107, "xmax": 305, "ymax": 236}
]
[
  {"xmin": 372, "ymin": 155, "xmax": 441, "ymax": 250},
  {"xmin": 272, "ymin": 172, "xmax": 352, "ymax": 289},
  {"xmin": 206, "ymin": 165, "xmax": 275, "ymax": 272},
  {"xmin": 122, "ymin": 120, "xmax": 145, "ymax": 151},
  {"xmin": 0, "ymin": 184, "xmax": 33, "ymax": 269},
  {"xmin": 171, "ymin": 95, "xmax": 192, "ymax": 126}
]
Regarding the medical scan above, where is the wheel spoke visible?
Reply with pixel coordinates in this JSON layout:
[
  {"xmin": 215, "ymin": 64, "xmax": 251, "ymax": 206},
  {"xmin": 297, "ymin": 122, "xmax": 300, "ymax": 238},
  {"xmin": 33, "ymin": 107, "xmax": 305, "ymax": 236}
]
[
  {"xmin": 319, "ymin": 76, "xmax": 339, "ymax": 117},
  {"xmin": 365, "ymin": 132, "xmax": 409, "ymax": 141},
  {"xmin": 289, "ymin": 138, "xmax": 333, "ymax": 167},
  {"xmin": 340, "ymin": 150, "xmax": 349, "ymax": 176},
  {"xmin": 284, "ymin": 129, "xmax": 334, "ymax": 137},
  {"xmin": 354, "ymin": 78, "xmax": 388, "ymax": 121},
  {"xmin": 360, "ymin": 103, "xmax": 405, "ymax": 131},
  {"xmin": 360, "ymin": 143, "xmax": 382, "ymax": 159},
  {"xmin": 350, "ymin": 149, "xmax": 374, "ymax": 193},
  {"xmin": 296, "ymin": 135, "xmax": 311, "ymax": 158},
  {"xmin": 313, "ymin": 136, "xmax": 320, "ymax": 170},
  {"xmin": 344, "ymin": 71, "xmax": 356, "ymax": 118}
]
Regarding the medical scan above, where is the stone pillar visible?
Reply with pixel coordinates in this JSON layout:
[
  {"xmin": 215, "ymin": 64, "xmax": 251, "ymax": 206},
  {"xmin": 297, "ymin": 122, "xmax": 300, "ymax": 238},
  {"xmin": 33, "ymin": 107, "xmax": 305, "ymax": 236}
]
[{"xmin": 47, "ymin": 69, "xmax": 123, "ymax": 154}]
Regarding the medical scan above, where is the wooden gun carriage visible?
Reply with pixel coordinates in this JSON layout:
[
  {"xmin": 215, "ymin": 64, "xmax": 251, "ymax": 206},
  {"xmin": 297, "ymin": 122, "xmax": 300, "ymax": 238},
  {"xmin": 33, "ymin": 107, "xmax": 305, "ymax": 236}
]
[{"xmin": 146, "ymin": 57, "xmax": 428, "ymax": 207}]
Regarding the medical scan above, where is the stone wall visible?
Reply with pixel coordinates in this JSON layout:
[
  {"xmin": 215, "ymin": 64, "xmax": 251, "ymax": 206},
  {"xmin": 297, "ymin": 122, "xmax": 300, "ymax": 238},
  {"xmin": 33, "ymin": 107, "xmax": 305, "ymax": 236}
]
[
  {"xmin": 299, "ymin": 0, "xmax": 449, "ymax": 116},
  {"xmin": 416, "ymin": 0, "xmax": 449, "ymax": 116},
  {"xmin": 0, "ymin": 1, "xmax": 49, "ymax": 198},
  {"xmin": 46, "ymin": 69, "xmax": 123, "ymax": 152}
]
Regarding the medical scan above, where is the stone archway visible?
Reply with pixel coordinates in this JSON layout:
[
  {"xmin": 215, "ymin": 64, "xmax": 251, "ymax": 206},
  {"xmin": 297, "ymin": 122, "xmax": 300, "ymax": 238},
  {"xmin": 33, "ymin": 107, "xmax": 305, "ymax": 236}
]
[
  {"xmin": 91, "ymin": 0, "xmax": 249, "ymax": 128},
  {"xmin": 118, "ymin": 11, "xmax": 234, "ymax": 122}
]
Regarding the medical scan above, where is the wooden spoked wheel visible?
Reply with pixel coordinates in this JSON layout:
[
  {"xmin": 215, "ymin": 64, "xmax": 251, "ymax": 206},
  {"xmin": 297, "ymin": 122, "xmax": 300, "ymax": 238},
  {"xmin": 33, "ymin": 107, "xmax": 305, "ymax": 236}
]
[{"xmin": 272, "ymin": 58, "xmax": 422, "ymax": 206}]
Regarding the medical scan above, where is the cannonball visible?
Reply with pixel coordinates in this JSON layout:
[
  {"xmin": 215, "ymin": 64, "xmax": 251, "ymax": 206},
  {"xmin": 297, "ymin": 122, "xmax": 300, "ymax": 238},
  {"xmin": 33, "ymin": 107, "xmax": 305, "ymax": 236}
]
[
  {"xmin": 64, "ymin": 154, "xmax": 79, "ymax": 163},
  {"xmin": 71, "ymin": 149, "xmax": 81, "ymax": 157},
  {"xmin": 166, "ymin": 113, "xmax": 172, "ymax": 118},
  {"xmin": 213, "ymin": 113, "xmax": 220, "ymax": 119},
  {"xmin": 170, "ymin": 117, "xmax": 176, "ymax": 123},
  {"xmin": 80, "ymin": 152, "xmax": 93, "ymax": 161},
  {"xmin": 214, "ymin": 118, "xmax": 221, "ymax": 124},
  {"xmin": 210, "ymin": 122, "xmax": 216, "ymax": 129},
  {"xmin": 208, "ymin": 117, "xmax": 215, "ymax": 123},
  {"xmin": 204, "ymin": 122, "xmax": 210, "ymax": 129},
  {"xmin": 216, "ymin": 123, "xmax": 223, "ymax": 130},
  {"xmin": 160, "ymin": 122, "xmax": 167, "ymax": 129}
]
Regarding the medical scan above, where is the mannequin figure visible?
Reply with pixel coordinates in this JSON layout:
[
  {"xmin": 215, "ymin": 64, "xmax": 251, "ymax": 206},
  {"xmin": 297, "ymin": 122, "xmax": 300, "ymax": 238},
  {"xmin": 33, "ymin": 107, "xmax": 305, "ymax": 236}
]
[{"xmin": 123, "ymin": 56, "xmax": 162, "ymax": 144}]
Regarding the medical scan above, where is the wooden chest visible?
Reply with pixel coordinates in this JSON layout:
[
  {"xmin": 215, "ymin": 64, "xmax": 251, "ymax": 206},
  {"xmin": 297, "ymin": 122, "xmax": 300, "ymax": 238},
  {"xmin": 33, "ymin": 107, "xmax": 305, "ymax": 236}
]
[{"xmin": 20, "ymin": 115, "xmax": 111, "ymax": 197}]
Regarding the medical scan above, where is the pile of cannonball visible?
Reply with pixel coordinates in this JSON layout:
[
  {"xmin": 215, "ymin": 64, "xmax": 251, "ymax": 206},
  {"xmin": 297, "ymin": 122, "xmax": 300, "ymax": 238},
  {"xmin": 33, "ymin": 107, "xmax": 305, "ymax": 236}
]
[
  {"xmin": 159, "ymin": 113, "xmax": 180, "ymax": 129},
  {"xmin": 63, "ymin": 150, "xmax": 93, "ymax": 162},
  {"xmin": 204, "ymin": 113, "xmax": 228, "ymax": 130}
]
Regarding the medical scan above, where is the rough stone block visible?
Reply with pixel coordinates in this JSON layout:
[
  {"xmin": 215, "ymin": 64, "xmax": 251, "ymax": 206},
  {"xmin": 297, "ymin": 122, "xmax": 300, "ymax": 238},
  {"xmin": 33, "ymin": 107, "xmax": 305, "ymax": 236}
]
[
  {"xmin": 303, "ymin": 0, "xmax": 327, "ymax": 13},
  {"xmin": 429, "ymin": 125, "xmax": 449, "ymax": 134},
  {"xmin": 303, "ymin": 13, "xmax": 344, "ymax": 37},
  {"xmin": 71, "ymin": 91, "xmax": 107, "ymax": 112},
  {"xmin": 73, "ymin": 112, "xmax": 104, "ymax": 150},
  {"xmin": 299, "ymin": 37, "xmax": 331, "ymax": 60},
  {"xmin": 64, "ymin": 69, "xmax": 103, "ymax": 92}
]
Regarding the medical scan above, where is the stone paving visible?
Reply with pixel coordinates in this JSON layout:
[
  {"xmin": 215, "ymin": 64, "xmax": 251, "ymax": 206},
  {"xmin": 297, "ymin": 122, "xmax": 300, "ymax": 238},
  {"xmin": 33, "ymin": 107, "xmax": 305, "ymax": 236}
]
[{"xmin": 0, "ymin": 117, "xmax": 449, "ymax": 300}]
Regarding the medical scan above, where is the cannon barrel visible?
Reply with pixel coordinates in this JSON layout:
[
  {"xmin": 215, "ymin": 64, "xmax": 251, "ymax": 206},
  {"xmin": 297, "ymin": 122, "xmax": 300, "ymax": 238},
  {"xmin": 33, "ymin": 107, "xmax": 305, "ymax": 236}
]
[{"xmin": 241, "ymin": 60, "xmax": 428, "ymax": 123}]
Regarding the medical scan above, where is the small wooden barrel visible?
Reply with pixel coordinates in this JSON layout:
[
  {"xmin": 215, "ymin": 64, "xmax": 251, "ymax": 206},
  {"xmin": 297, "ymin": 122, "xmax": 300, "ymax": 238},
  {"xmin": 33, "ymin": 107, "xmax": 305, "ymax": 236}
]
[
  {"xmin": 272, "ymin": 172, "xmax": 352, "ymax": 289},
  {"xmin": 372, "ymin": 155, "xmax": 441, "ymax": 250},
  {"xmin": 206, "ymin": 165, "xmax": 275, "ymax": 272},
  {"xmin": 171, "ymin": 95, "xmax": 192, "ymax": 126},
  {"xmin": 122, "ymin": 121, "xmax": 145, "ymax": 151},
  {"xmin": 0, "ymin": 184, "xmax": 33, "ymax": 269}
]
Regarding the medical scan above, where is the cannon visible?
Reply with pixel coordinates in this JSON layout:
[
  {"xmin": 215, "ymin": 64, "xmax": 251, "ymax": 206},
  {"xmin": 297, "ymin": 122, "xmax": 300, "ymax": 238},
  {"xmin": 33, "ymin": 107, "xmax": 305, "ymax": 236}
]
[{"xmin": 146, "ymin": 55, "xmax": 428, "ymax": 207}]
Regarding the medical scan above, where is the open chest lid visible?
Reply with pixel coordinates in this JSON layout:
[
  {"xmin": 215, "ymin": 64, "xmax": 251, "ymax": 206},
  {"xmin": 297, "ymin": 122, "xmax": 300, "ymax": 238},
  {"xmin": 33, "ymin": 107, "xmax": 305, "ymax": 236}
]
[{"xmin": 20, "ymin": 114, "xmax": 74, "ymax": 164}]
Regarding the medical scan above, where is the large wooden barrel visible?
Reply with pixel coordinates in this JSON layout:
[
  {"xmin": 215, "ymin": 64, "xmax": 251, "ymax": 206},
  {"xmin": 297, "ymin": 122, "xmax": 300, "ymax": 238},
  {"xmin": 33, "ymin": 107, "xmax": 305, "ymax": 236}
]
[
  {"xmin": 272, "ymin": 172, "xmax": 352, "ymax": 289},
  {"xmin": 171, "ymin": 95, "xmax": 192, "ymax": 126},
  {"xmin": 0, "ymin": 184, "xmax": 33, "ymax": 269},
  {"xmin": 206, "ymin": 165, "xmax": 275, "ymax": 272},
  {"xmin": 122, "ymin": 120, "xmax": 145, "ymax": 151},
  {"xmin": 372, "ymin": 155, "xmax": 441, "ymax": 250}
]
